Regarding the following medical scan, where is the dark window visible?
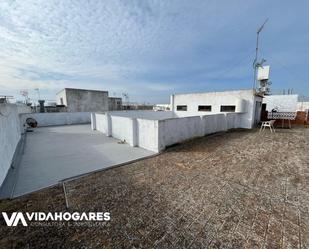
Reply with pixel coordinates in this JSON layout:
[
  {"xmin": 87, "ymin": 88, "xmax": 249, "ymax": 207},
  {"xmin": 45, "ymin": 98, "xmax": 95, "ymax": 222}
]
[
  {"xmin": 177, "ymin": 105, "xmax": 187, "ymax": 111},
  {"xmin": 220, "ymin": 105, "xmax": 236, "ymax": 112},
  {"xmin": 198, "ymin": 105, "xmax": 212, "ymax": 112}
]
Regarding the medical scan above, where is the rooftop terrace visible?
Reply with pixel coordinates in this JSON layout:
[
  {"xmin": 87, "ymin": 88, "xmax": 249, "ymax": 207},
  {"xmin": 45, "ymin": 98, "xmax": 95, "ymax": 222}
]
[
  {"xmin": 1, "ymin": 124, "xmax": 154, "ymax": 197},
  {"xmin": 0, "ymin": 128, "xmax": 308, "ymax": 248}
]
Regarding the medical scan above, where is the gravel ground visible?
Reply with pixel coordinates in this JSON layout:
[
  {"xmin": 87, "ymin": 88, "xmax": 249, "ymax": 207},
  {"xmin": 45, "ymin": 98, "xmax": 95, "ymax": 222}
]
[{"xmin": 1, "ymin": 128, "xmax": 308, "ymax": 249}]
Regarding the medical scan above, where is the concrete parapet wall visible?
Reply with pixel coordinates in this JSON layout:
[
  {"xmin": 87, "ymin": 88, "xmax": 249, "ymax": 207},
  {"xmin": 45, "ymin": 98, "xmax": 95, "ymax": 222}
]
[
  {"xmin": 111, "ymin": 116, "xmax": 136, "ymax": 146},
  {"xmin": 137, "ymin": 119, "xmax": 159, "ymax": 152},
  {"xmin": 94, "ymin": 113, "xmax": 109, "ymax": 134},
  {"xmin": 158, "ymin": 116, "xmax": 204, "ymax": 150},
  {"xmin": 226, "ymin": 113, "xmax": 242, "ymax": 129},
  {"xmin": 92, "ymin": 111, "xmax": 246, "ymax": 152},
  {"xmin": 0, "ymin": 104, "xmax": 21, "ymax": 186},
  {"xmin": 20, "ymin": 112, "xmax": 91, "ymax": 128}
]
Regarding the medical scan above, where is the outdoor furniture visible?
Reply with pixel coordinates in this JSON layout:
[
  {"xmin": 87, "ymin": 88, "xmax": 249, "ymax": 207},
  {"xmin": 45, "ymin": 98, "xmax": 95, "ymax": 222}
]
[
  {"xmin": 260, "ymin": 120, "xmax": 276, "ymax": 133},
  {"xmin": 267, "ymin": 112, "xmax": 297, "ymax": 129}
]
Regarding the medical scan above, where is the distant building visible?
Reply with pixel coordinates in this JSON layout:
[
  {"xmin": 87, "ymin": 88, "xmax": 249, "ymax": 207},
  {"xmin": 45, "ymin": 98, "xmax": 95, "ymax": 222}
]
[
  {"xmin": 263, "ymin": 94, "xmax": 298, "ymax": 112},
  {"xmin": 108, "ymin": 97, "xmax": 122, "ymax": 111},
  {"xmin": 56, "ymin": 88, "xmax": 122, "ymax": 112},
  {"xmin": 170, "ymin": 89, "xmax": 263, "ymax": 128},
  {"xmin": 297, "ymin": 101, "xmax": 309, "ymax": 111},
  {"xmin": 153, "ymin": 104, "xmax": 170, "ymax": 111},
  {"xmin": 122, "ymin": 102, "xmax": 153, "ymax": 110}
]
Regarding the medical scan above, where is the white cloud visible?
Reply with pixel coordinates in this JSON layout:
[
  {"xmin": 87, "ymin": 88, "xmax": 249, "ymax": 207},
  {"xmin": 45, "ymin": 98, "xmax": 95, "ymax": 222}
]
[{"xmin": 0, "ymin": 0, "xmax": 308, "ymax": 102}]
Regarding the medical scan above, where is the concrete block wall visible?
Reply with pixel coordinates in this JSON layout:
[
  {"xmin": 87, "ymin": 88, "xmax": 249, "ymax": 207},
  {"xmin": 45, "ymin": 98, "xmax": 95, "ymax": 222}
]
[{"xmin": 0, "ymin": 104, "xmax": 21, "ymax": 186}]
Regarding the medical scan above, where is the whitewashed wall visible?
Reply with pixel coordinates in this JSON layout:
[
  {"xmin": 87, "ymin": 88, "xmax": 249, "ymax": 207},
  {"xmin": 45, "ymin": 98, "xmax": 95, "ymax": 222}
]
[
  {"xmin": 203, "ymin": 114, "xmax": 227, "ymax": 134},
  {"xmin": 263, "ymin": 95, "xmax": 298, "ymax": 112},
  {"xmin": 110, "ymin": 116, "xmax": 136, "ymax": 146},
  {"xmin": 137, "ymin": 119, "xmax": 159, "ymax": 152},
  {"xmin": 110, "ymin": 110, "xmax": 177, "ymax": 120},
  {"xmin": 0, "ymin": 104, "xmax": 21, "ymax": 186},
  {"xmin": 158, "ymin": 114, "xmax": 238, "ymax": 150},
  {"xmin": 93, "ymin": 111, "xmax": 245, "ymax": 152},
  {"xmin": 158, "ymin": 116, "xmax": 204, "ymax": 149},
  {"xmin": 94, "ymin": 113, "xmax": 109, "ymax": 134},
  {"xmin": 297, "ymin": 102, "xmax": 309, "ymax": 111},
  {"xmin": 20, "ymin": 112, "xmax": 91, "ymax": 128},
  {"xmin": 16, "ymin": 104, "xmax": 32, "ymax": 114},
  {"xmin": 171, "ymin": 90, "xmax": 261, "ymax": 129}
]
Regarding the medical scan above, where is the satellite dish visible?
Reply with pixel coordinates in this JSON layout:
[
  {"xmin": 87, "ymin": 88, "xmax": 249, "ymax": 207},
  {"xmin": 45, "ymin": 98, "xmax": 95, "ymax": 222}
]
[{"xmin": 26, "ymin": 118, "xmax": 38, "ymax": 128}]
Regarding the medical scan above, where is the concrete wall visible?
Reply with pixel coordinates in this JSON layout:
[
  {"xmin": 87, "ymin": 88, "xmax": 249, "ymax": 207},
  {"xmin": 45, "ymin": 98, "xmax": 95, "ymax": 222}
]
[
  {"xmin": 158, "ymin": 113, "xmax": 239, "ymax": 150},
  {"xmin": 0, "ymin": 104, "xmax": 21, "ymax": 186},
  {"xmin": 136, "ymin": 119, "xmax": 159, "ymax": 152},
  {"xmin": 110, "ymin": 110, "xmax": 178, "ymax": 120},
  {"xmin": 226, "ymin": 113, "xmax": 242, "ymax": 129},
  {"xmin": 56, "ymin": 89, "xmax": 68, "ymax": 106},
  {"xmin": 56, "ymin": 88, "xmax": 109, "ymax": 112},
  {"xmin": 92, "ymin": 111, "xmax": 245, "ymax": 152},
  {"xmin": 94, "ymin": 113, "xmax": 109, "ymax": 134},
  {"xmin": 16, "ymin": 104, "xmax": 32, "ymax": 114},
  {"xmin": 108, "ymin": 97, "xmax": 122, "ymax": 111},
  {"xmin": 20, "ymin": 112, "xmax": 91, "ymax": 128},
  {"xmin": 203, "ymin": 114, "xmax": 227, "ymax": 134},
  {"xmin": 297, "ymin": 101, "xmax": 309, "ymax": 111},
  {"xmin": 158, "ymin": 116, "xmax": 204, "ymax": 150},
  {"xmin": 110, "ymin": 116, "xmax": 136, "ymax": 146},
  {"xmin": 171, "ymin": 90, "xmax": 261, "ymax": 129},
  {"xmin": 263, "ymin": 95, "xmax": 298, "ymax": 112}
]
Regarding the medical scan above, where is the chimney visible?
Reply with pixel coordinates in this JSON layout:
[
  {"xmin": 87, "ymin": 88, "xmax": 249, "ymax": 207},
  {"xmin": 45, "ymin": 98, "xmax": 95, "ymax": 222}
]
[{"xmin": 38, "ymin": 100, "xmax": 45, "ymax": 113}]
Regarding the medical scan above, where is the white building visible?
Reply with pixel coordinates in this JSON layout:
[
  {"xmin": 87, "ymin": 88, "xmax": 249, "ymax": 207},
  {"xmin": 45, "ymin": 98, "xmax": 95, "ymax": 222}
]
[
  {"xmin": 170, "ymin": 89, "xmax": 263, "ymax": 129},
  {"xmin": 263, "ymin": 94, "xmax": 298, "ymax": 112},
  {"xmin": 297, "ymin": 101, "xmax": 309, "ymax": 111},
  {"xmin": 91, "ymin": 89, "xmax": 263, "ymax": 153},
  {"xmin": 153, "ymin": 104, "xmax": 170, "ymax": 111}
]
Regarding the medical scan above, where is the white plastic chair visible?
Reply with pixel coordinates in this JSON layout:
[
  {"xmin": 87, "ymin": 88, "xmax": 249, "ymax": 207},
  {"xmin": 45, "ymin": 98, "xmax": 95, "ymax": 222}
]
[{"xmin": 260, "ymin": 120, "xmax": 276, "ymax": 133}]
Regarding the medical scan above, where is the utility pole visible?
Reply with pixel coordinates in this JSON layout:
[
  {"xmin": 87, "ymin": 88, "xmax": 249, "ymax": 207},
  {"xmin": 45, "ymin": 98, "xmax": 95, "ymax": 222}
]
[{"xmin": 253, "ymin": 18, "xmax": 269, "ymax": 90}]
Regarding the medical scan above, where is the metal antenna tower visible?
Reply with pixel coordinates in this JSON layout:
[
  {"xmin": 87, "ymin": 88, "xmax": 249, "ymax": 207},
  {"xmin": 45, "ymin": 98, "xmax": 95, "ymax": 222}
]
[{"xmin": 253, "ymin": 18, "xmax": 269, "ymax": 90}]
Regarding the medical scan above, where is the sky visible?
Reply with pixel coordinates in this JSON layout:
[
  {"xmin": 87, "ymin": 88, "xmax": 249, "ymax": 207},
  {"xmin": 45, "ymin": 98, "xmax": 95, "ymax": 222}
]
[{"xmin": 0, "ymin": 0, "xmax": 308, "ymax": 104}]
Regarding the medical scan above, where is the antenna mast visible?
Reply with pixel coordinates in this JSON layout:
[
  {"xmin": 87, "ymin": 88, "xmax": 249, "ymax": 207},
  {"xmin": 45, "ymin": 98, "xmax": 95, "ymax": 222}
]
[{"xmin": 253, "ymin": 18, "xmax": 269, "ymax": 90}]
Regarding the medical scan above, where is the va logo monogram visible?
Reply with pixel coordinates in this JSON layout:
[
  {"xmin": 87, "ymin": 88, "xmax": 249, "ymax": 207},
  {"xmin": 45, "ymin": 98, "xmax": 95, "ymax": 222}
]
[
  {"xmin": 2, "ymin": 212, "xmax": 28, "ymax": 226},
  {"xmin": 2, "ymin": 211, "xmax": 110, "ymax": 226}
]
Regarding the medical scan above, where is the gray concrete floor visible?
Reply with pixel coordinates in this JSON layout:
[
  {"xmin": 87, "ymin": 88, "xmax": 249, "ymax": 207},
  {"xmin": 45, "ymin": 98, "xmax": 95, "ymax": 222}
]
[{"xmin": 10, "ymin": 124, "xmax": 155, "ymax": 197}]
